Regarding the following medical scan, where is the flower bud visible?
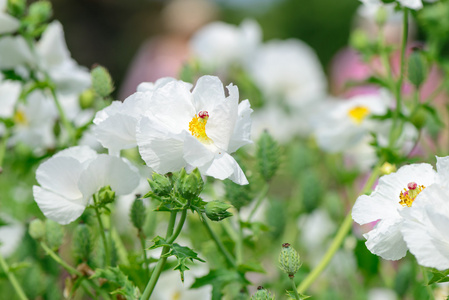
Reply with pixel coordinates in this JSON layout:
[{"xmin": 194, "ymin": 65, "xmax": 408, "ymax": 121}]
[
  {"xmin": 79, "ymin": 88, "xmax": 96, "ymax": 109},
  {"xmin": 176, "ymin": 168, "xmax": 204, "ymax": 200},
  {"xmin": 279, "ymin": 243, "xmax": 301, "ymax": 278},
  {"xmin": 257, "ymin": 130, "xmax": 280, "ymax": 182},
  {"xmin": 7, "ymin": 0, "xmax": 26, "ymax": 17},
  {"xmin": 410, "ymin": 106, "xmax": 428, "ymax": 129},
  {"xmin": 380, "ymin": 162, "xmax": 396, "ymax": 175},
  {"xmin": 45, "ymin": 219, "xmax": 64, "ymax": 250},
  {"xmin": 73, "ymin": 224, "xmax": 92, "ymax": 262},
  {"xmin": 408, "ymin": 50, "xmax": 427, "ymax": 88},
  {"xmin": 350, "ymin": 29, "xmax": 370, "ymax": 52},
  {"xmin": 28, "ymin": 1, "xmax": 52, "ymax": 24},
  {"xmin": 91, "ymin": 65, "xmax": 114, "ymax": 98},
  {"xmin": 98, "ymin": 185, "xmax": 115, "ymax": 205},
  {"xmin": 205, "ymin": 201, "xmax": 233, "ymax": 222},
  {"xmin": 148, "ymin": 173, "xmax": 173, "ymax": 197},
  {"xmin": 29, "ymin": 219, "xmax": 45, "ymax": 240},
  {"xmin": 375, "ymin": 5, "xmax": 388, "ymax": 26},
  {"xmin": 251, "ymin": 286, "xmax": 275, "ymax": 300},
  {"xmin": 130, "ymin": 197, "xmax": 146, "ymax": 230}
]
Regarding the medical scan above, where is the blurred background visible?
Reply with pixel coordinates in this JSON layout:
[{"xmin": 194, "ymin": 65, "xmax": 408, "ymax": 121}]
[{"xmin": 51, "ymin": 0, "xmax": 359, "ymax": 98}]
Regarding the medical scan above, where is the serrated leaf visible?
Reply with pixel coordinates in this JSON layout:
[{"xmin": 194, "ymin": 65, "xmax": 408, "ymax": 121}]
[
  {"xmin": 428, "ymin": 269, "xmax": 449, "ymax": 285},
  {"xmin": 91, "ymin": 267, "xmax": 141, "ymax": 300},
  {"xmin": 237, "ymin": 262, "xmax": 266, "ymax": 274},
  {"xmin": 286, "ymin": 290, "xmax": 310, "ymax": 300},
  {"xmin": 191, "ymin": 269, "xmax": 245, "ymax": 300}
]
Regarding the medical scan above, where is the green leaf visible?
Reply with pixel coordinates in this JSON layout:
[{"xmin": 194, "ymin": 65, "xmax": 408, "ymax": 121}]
[
  {"xmin": 149, "ymin": 237, "xmax": 205, "ymax": 282},
  {"xmin": 237, "ymin": 262, "xmax": 265, "ymax": 274},
  {"xmin": 191, "ymin": 269, "xmax": 246, "ymax": 300},
  {"xmin": 286, "ymin": 290, "xmax": 311, "ymax": 300},
  {"xmin": 428, "ymin": 269, "xmax": 449, "ymax": 285},
  {"xmin": 91, "ymin": 267, "xmax": 141, "ymax": 300}
]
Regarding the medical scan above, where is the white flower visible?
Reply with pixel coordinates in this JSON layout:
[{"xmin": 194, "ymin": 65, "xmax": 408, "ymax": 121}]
[
  {"xmin": 33, "ymin": 146, "xmax": 140, "ymax": 225},
  {"xmin": 0, "ymin": 0, "xmax": 20, "ymax": 34},
  {"xmin": 360, "ymin": 0, "xmax": 436, "ymax": 10},
  {"xmin": 0, "ymin": 35, "xmax": 34, "ymax": 70},
  {"xmin": 36, "ymin": 21, "xmax": 91, "ymax": 94},
  {"xmin": 352, "ymin": 163, "xmax": 438, "ymax": 260},
  {"xmin": 0, "ymin": 214, "xmax": 25, "ymax": 258},
  {"xmin": 0, "ymin": 75, "xmax": 21, "ymax": 118},
  {"xmin": 136, "ymin": 75, "xmax": 252, "ymax": 184},
  {"xmin": 93, "ymin": 78, "xmax": 189, "ymax": 154},
  {"xmin": 247, "ymin": 39, "xmax": 327, "ymax": 110},
  {"xmin": 190, "ymin": 19, "xmax": 261, "ymax": 71}
]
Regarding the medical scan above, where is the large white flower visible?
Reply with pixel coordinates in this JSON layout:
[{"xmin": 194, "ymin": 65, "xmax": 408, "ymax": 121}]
[
  {"xmin": 36, "ymin": 21, "xmax": 91, "ymax": 94},
  {"xmin": 247, "ymin": 39, "xmax": 327, "ymax": 110},
  {"xmin": 0, "ymin": 0, "xmax": 20, "ymax": 34},
  {"xmin": 352, "ymin": 163, "xmax": 438, "ymax": 260},
  {"xmin": 33, "ymin": 146, "xmax": 140, "ymax": 225},
  {"xmin": 190, "ymin": 19, "xmax": 261, "ymax": 71},
  {"xmin": 93, "ymin": 78, "xmax": 190, "ymax": 154},
  {"xmin": 136, "ymin": 75, "xmax": 252, "ymax": 185}
]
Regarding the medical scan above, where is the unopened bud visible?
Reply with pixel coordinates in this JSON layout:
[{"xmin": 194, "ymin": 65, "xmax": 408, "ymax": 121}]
[
  {"xmin": 279, "ymin": 243, "xmax": 301, "ymax": 278},
  {"xmin": 29, "ymin": 219, "xmax": 45, "ymax": 240},
  {"xmin": 148, "ymin": 173, "xmax": 173, "ymax": 197},
  {"xmin": 350, "ymin": 29, "xmax": 370, "ymax": 51},
  {"xmin": 73, "ymin": 224, "xmax": 92, "ymax": 262},
  {"xmin": 98, "ymin": 185, "xmax": 115, "ymax": 205},
  {"xmin": 79, "ymin": 88, "xmax": 96, "ymax": 109},
  {"xmin": 28, "ymin": 1, "xmax": 52, "ymax": 24},
  {"xmin": 380, "ymin": 162, "xmax": 396, "ymax": 175},
  {"xmin": 91, "ymin": 65, "xmax": 114, "ymax": 97},
  {"xmin": 176, "ymin": 168, "xmax": 204, "ymax": 200},
  {"xmin": 130, "ymin": 197, "xmax": 146, "ymax": 230},
  {"xmin": 375, "ymin": 5, "xmax": 388, "ymax": 26},
  {"xmin": 205, "ymin": 201, "xmax": 233, "ymax": 222},
  {"xmin": 7, "ymin": 0, "xmax": 26, "ymax": 17},
  {"xmin": 410, "ymin": 106, "xmax": 428, "ymax": 129},
  {"xmin": 224, "ymin": 179, "xmax": 252, "ymax": 210},
  {"xmin": 408, "ymin": 50, "xmax": 427, "ymax": 88},
  {"xmin": 251, "ymin": 286, "xmax": 275, "ymax": 300},
  {"xmin": 45, "ymin": 219, "xmax": 64, "ymax": 250},
  {"xmin": 257, "ymin": 130, "xmax": 280, "ymax": 182}
]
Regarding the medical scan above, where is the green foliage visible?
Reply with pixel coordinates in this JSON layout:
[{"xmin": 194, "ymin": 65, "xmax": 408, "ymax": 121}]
[
  {"xmin": 92, "ymin": 267, "xmax": 141, "ymax": 300},
  {"xmin": 191, "ymin": 269, "xmax": 249, "ymax": 300},
  {"xmin": 224, "ymin": 179, "xmax": 252, "ymax": 210},
  {"xmin": 286, "ymin": 290, "xmax": 310, "ymax": 300},
  {"xmin": 147, "ymin": 172, "xmax": 173, "ymax": 197},
  {"xmin": 256, "ymin": 130, "xmax": 280, "ymax": 182},
  {"xmin": 407, "ymin": 50, "xmax": 428, "ymax": 88},
  {"xmin": 149, "ymin": 236, "xmax": 205, "ymax": 282},
  {"xmin": 175, "ymin": 168, "xmax": 204, "ymax": 200},
  {"xmin": 205, "ymin": 200, "xmax": 233, "ymax": 222},
  {"xmin": 73, "ymin": 224, "xmax": 93, "ymax": 263},
  {"xmin": 45, "ymin": 219, "xmax": 64, "ymax": 250},
  {"xmin": 27, "ymin": 1, "xmax": 52, "ymax": 25},
  {"xmin": 428, "ymin": 269, "xmax": 449, "ymax": 285},
  {"xmin": 91, "ymin": 65, "xmax": 114, "ymax": 98},
  {"xmin": 130, "ymin": 198, "xmax": 146, "ymax": 230},
  {"xmin": 251, "ymin": 286, "xmax": 276, "ymax": 299}
]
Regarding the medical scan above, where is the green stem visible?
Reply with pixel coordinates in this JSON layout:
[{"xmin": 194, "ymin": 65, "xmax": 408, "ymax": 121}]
[
  {"xmin": 202, "ymin": 215, "xmax": 237, "ymax": 268},
  {"xmin": 0, "ymin": 127, "xmax": 10, "ymax": 173},
  {"xmin": 48, "ymin": 86, "xmax": 76, "ymax": 145},
  {"xmin": 141, "ymin": 210, "xmax": 185, "ymax": 300},
  {"xmin": 421, "ymin": 266, "xmax": 435, "ymax": 300},
  {"xmin": 247, "ymin": 183, "xmax": 269, "ymax": 222},
  {"xmin": 290, "ymin": 277, "xmax": 301, "ymax": 300},
  {"xmin": 297, "ymin": 160, "xmax": 383, "ymax": 293},
  {"xmin": 93, "ymin": 195, "xmax": 110, "ymax": 267},
  {"xmin": 0, "ymin": 252, "xmax": 28, "ymax": 300},
  {"xmin": 139, "ymin": 231, "xmax": 150, "ymax": 279},
  {"xmin": 236, "ymin": 215, "xmax": 244, "ymax": 265}
]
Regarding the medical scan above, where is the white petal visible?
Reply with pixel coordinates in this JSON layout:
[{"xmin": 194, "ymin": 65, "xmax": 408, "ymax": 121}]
[
  {"xmin": 36, "ymin": 156, "xmax": 84, "ymax": 200},
  {"xmin": 199, "ymin": 152, "xmax": 248, "ymax": 185},
  {"xmin": 53, "ymin": 145, "xmax": 98, "ymax": 164},
  {"xmin": 364, "ymin": 217, "xmax": 408, "ymax": 260},
  {"xmin": 191, "ymin": 75, "xmax": 225, "ymax": 112},
  {"xmin": 93, "ymin": 113, "xmax": 138, "ymax": 152},
  {"xmin": 0, "ymin": 13, "xmax": 19, "ymax": 34},
  {"xmin": 0, "ymin": 36, "xmax": 34, "ymax": 69},
  {"xmin": 436, "ymin": 155, "xmax": 449, "ymax": 187},
  {"xmin": 0, "ymin": 215, "xmax": 24, "ymax": 258},
  {"xmin": 37, "ymin": 21, "xmax": 70, "ymax": 67},
  {"xmin": 78, "ymin": 154, "xmax": 140, "ymax": 200},
  {"xmin": 183, "ymin": 133, "xmax": 214, "ymax": 167},
  {"xmin": 398, "ymin": 0, "xmax": 423, "ymax": 9},
  {"xmin": 227, "ymin": 99, "xmax": 253, "ymax": 153},
  {"xmin": 137, "ymin": 117, "xmax": 186, "ymax": 174},
  {"xmin": 0, "ymin": 80, "xmax": 21, "ymax": 118},
  {"xmin": 33, "ymin": 186, "xmax": 86, "ymax": 225},
  {"xmin": 352, "ymin": 194, "xmax": 398, "ymax": 225}
]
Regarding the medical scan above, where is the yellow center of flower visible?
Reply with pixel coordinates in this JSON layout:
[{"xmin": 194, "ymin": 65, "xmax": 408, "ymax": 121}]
[
  {"xmin": 188, "ymin": 111, "xmax": 211, "ymax": 143},
  {"xmin": 348, "ymin": 106, "xmax": 370, "ymax": 124},
  {"xmin": 399, "ymin": 182, "xmax": 425, "ymax": 207},
  {"xmin": 13, "ymin": 110, "xmax": 28, "ymax": 126},
  {"xmin": 172, "ymin": 291, "xmax": 181, "ymax": 300}
]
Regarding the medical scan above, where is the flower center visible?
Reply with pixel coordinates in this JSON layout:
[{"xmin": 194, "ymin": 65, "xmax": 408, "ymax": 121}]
[
  {"xmin": 189, "ymin": 111, "xmax": 211, "ymax": 143},
  {"xmin": 348, "ymin": 106, "xmax": 370, "ymax": 124},
  {"xmin": 399, "ymin": 181, "xmax": 425, "ymax": 207},
  {"xmin": 13, "ymin": 110, "xmax": 28, "ymax": 126}
]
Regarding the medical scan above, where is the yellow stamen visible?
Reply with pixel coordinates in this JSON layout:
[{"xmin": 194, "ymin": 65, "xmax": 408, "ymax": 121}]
[
  {"xmin": 399, "ymin": 183, "xmax": 425, "ymax": 207},
  {"xmin": 13, "ymin": 110, "xmax": 28, "ymax": 126},
  {"xmin": 188, "ymin": 112, "xmax": 211, "ymax": 143},
  {"xmin": 348, "ymin": 106, "xmax": 370, "ymax": 124}
]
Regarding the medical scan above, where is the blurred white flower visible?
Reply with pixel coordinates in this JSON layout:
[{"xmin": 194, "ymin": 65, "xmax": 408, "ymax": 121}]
[
  {"xmin": 368, "ymin": 288, "xmax": 397, "ymax": 300},
  {"xmin": 0, "ymin": 214, "xmax": 25, "ymax": 258},
  {"xmin": 0, "ymin": 75, "xmax": 21, "ymax": 118},
  {"xmin": 247, "ymin": 39, "xmax": 327, "ymax": 110},
  {"xmin": 360, "ymin": 0, "xmax": 435, "ymax": 10},
  {"xmin": 0, "ymin": 0, "xmax": 20, "ymax": 34},
  {"xmin": 93, "ymin": 77, "xmax": 188, "ymax": 154},
  {"xmin": 400, "ymin": 184, "xmax": 449, "ymax": 270},
  {"xmin": 352, "ymin": 163, "xmax": 438, "ymax": 260},
  {"xmin": 33, "ymin": 146, "xmax": 140, "ymax": 225},
  {"xmin": 0, "ymin": 35, "xmax": 34, "ymax": 70},
  {"xmin": 136, "ymin": 75, "xmax": 252, "ymax": 184},
  {"xmin": 190, "ymin": 19, "xmax": 261, "ymax": 71},
  {"xmin": 36, "ymin": 21, "xmax": 91, "ymax": 94}
]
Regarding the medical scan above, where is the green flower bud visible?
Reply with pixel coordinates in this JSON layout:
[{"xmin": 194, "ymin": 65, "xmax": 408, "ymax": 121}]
[
  {"xmin": 279, "ymin": 243, "xmax": 301, "ymax": 278},
  {"xmin": 91, "ymin": 65, "xmax": 114, "ymax": 97},
  {"xmin": 79, "ymin": 88, "xmax": 96, "ymax": 109},
  {"xmin": 130, "ymin": 197, "xmax": 146, "ymax": 230},
  {"xmin": 408, "ymin": 50, "xmax": 428, "ymax": 88},
  {"xmin": 349, "ymin": 29, "xmax": 370, "ymax": 52},
  {"xmin": 224, "ymin": 179, "xmax": 252, "ymax": 210},
  {"xmin": 380, "ymin": 162, "xmax": 396, "ymax": 175},
  {"xmin": 176, "ymin": 168, "xmax": 204, "ymax": 200},
  {"xmin": 29, "ymin": 219, "xmax": 45, "ymax": 240},
  {"xmin": 45, "ymin": 220, "xmax": 64, "ymax": 250},
  {"xmin": 148, "ymin": 173, "xmax": 173, "ymax": 197},
  {"xmin": 98, "ymin": 185, "xmax": 115, "ymax": 205},
  {"xmin": 251, "ymin": 286, "xmax": 275, "ymax": 300},
  {"xmin": 7, "ymin": 0, "xmax": 26, "ymax": 17},
  {"xmin": 205, "ymin": 201, "xmax": 233, "ymax": 222},
  {"xmin": 73, "ymin": 224, "xmax": 92, "ymax": 262},
  {"xmin": 375, "ymin": 5, "xmax": 388, "ymax": 26},
  {"xmin": 257, "ymin": 130, "xmax": 280, "ymax": 182},
  {"xmin": 410, "ymin": 106, "xmax": 428, "ymax": 129},
  {"xmin": 28, "ymin": 1, "xmax": 52, "ymax": 24}
]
